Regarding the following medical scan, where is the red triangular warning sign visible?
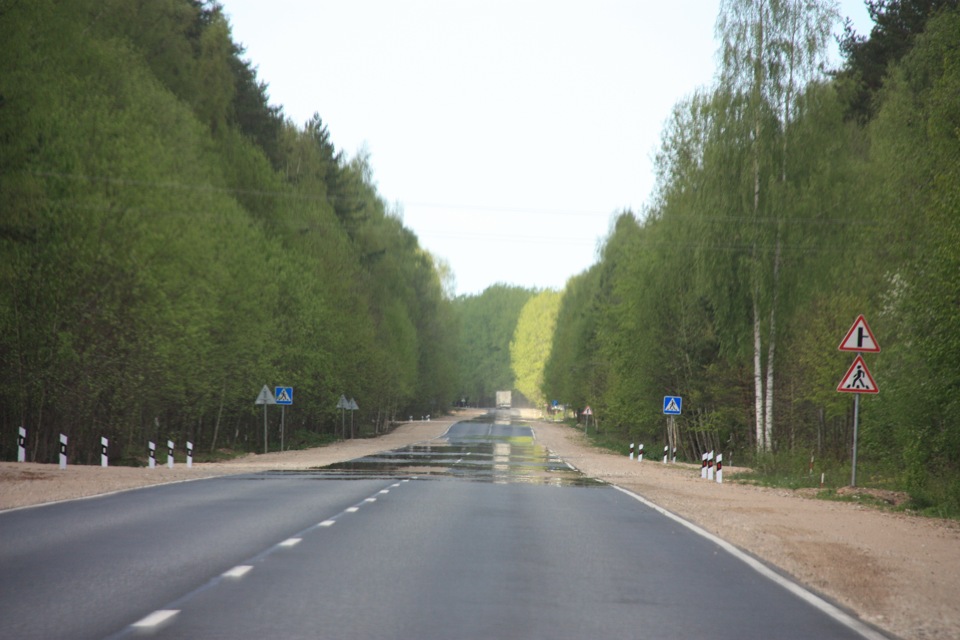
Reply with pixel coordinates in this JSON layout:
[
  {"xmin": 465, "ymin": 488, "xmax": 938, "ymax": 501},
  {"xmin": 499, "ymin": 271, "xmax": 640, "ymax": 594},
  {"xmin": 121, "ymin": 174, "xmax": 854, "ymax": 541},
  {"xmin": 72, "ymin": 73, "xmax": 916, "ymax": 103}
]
[
  {"xmin": 838, "ymin": 315, "xmax": 880, "ymax": 352},
  {"xmin": 837, "ymin": 355, "xmax": 879, "ymax": 394}
]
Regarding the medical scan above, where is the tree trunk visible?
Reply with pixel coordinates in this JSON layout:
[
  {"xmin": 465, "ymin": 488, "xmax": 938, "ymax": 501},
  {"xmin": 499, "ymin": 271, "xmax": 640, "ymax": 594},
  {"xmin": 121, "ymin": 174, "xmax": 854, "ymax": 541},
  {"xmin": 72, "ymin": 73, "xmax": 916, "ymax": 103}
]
[
  {"xmin": 210, "ymin": 382, "xmax": 225, "ymax": 452},
  {"xmin": 753, "ymin": 294, "xmax": 766, "ymax": 451},
  {"xmin": 763, "ymin": 236, "xmax": 782, "ymax": 451}
]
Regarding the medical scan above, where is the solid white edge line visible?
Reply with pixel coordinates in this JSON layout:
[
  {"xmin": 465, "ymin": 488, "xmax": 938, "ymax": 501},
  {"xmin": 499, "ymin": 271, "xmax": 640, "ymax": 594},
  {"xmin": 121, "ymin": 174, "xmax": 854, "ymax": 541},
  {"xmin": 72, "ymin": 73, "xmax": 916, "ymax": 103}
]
[
  {"xmin": 222, "ymin": 565, "xmax": 252, "ymax": 578},
  {"xmin": 132, "ymin": 609, "xmax": 179, "ymax": 628},
  {"xmin": 611, "ymin": 485, "xmax": 890, "ymax": 640},
  {"xmin": 0, "ymin": 475, "xmax": 221, "ymax": 514}
]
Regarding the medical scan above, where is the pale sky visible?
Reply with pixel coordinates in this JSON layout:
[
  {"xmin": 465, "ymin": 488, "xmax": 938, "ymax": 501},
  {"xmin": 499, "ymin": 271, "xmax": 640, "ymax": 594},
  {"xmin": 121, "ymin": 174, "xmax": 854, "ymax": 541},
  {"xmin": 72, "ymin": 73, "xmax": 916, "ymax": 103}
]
[{"xmin": 221, "ymin": 1, "xmax": 874, "ymax": 296}]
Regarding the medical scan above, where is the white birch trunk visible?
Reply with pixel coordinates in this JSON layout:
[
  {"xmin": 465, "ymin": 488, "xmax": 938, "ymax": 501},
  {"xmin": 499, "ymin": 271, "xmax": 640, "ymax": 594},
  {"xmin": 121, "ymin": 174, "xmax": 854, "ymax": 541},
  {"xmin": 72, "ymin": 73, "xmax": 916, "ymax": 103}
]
[
  {"xmin": 764, "ymin": 318, "xmax": 775, "ymax": 451},
  {"xmin": 763, "ymin": 236, "xmax": 782, "ymax": 451},
  {"xmin": 753, "ymin": 293, "xmax": 765, "ymax": 451}
]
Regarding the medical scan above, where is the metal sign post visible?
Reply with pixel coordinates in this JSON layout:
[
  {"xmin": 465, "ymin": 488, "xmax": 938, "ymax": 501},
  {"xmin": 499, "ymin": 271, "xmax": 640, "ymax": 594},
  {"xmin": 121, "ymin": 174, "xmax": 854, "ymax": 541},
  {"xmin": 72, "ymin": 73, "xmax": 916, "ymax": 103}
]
[
  {"xmin": 275, "ymin": 387, "xmax": 293, "ymax": 451},
  {"xmin": 663, "ymin": 396, "xmax": 682, "ymax": 463},
  {"xmin": 337, "ymin": 395, "xmax": 350, "ymax": 439},
  {"xmin": 255, "ymin": 385, "xmax": 277, "ymax": 453},
  {"xmin": 348, "ymin": 398, "xmax": 359, "ymax": 439},
  {"xmin": 837, "ymin": 316, "xmax": 881, "ymax": 487}
]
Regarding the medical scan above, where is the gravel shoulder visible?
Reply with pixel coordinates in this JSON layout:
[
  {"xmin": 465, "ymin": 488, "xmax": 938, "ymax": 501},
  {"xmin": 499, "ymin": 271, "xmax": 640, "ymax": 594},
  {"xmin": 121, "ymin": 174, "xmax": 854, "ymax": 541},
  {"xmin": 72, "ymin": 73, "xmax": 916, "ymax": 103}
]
[{"xmin": 2, "ymin": 411, "xmax": 957, "ymax": 640}]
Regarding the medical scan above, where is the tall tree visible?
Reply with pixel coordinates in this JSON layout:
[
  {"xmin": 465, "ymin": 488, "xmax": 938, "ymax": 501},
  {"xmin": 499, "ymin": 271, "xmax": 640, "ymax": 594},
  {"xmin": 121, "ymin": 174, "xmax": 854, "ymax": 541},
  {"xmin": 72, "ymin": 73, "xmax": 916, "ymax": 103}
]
[
  {"xmin": 715, "ymin": 0, "xmax": 837, "ymax": 450},
  {"xmin": 510, "ymin": 290, "xmax": 562, "ymax": 408}
]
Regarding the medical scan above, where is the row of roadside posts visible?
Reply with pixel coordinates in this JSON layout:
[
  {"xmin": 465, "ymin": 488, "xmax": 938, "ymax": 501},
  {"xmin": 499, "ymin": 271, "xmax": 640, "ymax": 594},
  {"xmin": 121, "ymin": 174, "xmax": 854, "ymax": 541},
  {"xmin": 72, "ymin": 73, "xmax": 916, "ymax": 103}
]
[
  {"xmin": 626, "ymin": 395, "xmax": 724, "ymax": 483},
  {"xmin": 623, "ymin": 314, "xmax": 879, "ymax": 488},
  {"xmin": 17, "ymin": 384, "xmax": 358, "ymax": 466},
  {"xmin": 15, "ymin": 429, "xmax": 194, "ymax": 470}
]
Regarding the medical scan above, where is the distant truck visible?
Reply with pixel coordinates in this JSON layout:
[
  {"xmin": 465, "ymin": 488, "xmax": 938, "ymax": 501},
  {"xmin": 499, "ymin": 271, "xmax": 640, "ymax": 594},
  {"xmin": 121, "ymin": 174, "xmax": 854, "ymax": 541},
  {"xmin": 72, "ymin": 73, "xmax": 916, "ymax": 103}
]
[{"xmin": 496, "ymin": 390, "xmax": 512, "ymax": 409}]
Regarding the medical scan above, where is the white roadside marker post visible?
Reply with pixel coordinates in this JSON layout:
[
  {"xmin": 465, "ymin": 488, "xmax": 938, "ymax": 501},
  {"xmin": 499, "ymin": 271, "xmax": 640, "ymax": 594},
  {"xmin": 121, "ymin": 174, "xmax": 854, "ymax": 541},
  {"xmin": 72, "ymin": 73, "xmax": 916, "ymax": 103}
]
[
  {"xmin": 148, "ymin": 441, "xmax": 156, "ymax": 469},
  {"xmin": 59, "ymin": 434, "xmax": 67, "ymax": 470},
  {"xmin": 707, "ymin": 451, "xmax": 715, "ymax": 481},
  {"xmin": 716, "ymin": 454, "xmax": 723, "ymax": 484},
  {"xmin": 701, "ymin": 452, "xmax": 707, "ymax": 479},
  {"xmin": 629, "ymin": 442, "xmax": 634, "ymax": 460},
  {"xmin": 637, "ymin": 443, "xmax": 644, "ymax": 462},
  {"xmin": 101, "ymin": 437, "xmax": 109, "ymax": 468},
  {"xmin": 17, "ymin": 427, "xmax": 26, "ymax": 462},
  {"xmin": 663, "ymin": 445, "xmax": 668, "ymax": 464},
  {"xmin": 167, "ymin": 441, "xmax": 174, "ymax": 469},
  {"xmin": 186, "ymin": 442, "xmax": 193, "ymax": 468}
]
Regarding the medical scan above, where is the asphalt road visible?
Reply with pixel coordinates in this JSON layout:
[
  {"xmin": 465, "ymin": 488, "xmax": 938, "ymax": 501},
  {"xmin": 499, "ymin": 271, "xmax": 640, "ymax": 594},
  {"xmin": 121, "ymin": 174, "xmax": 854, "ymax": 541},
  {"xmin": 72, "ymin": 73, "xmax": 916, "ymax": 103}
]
[{"xmin": 0, "ymin": 416, "xmax": 887, "ymax": 639}]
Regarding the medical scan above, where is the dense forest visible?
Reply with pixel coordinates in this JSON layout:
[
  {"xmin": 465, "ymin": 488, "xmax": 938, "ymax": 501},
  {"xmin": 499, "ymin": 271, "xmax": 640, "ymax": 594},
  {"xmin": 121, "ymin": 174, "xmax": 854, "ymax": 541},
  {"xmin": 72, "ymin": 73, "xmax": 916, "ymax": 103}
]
[
  {"xmin": 2, "ymin": 0, "xmax": 958, "ymax": 515},
  {"xmin": 542, "ymin": 0, "xmax": 960, "ymax": 514},
  {"xmin": 0, "ymin": 0, "xmax": 457, "ymax": 463}
]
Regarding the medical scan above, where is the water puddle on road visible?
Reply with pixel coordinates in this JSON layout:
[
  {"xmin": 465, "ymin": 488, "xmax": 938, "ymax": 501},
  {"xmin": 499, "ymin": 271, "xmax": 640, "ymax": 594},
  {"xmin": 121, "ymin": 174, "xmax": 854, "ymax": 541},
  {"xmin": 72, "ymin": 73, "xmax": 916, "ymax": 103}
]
[{"xmin": 304, "ymin": 420, "xmax": 605, "ymax": 487}]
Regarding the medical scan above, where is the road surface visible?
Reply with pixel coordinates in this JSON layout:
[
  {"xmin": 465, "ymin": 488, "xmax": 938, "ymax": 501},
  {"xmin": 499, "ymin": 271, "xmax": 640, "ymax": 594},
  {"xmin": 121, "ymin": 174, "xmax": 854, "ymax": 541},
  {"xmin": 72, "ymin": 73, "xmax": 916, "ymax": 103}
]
[{"xmin": 0, "ymin": 416, "xmax": 887, "ymax": 639}]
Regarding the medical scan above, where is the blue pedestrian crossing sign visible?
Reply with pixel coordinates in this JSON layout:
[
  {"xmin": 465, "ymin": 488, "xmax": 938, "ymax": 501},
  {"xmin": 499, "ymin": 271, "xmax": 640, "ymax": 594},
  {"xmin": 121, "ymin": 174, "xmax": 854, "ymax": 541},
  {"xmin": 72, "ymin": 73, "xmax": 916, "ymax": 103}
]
[
  {"xmin": 275, "ymin": 386, "xmax": 293, "ymax": 405},
  {"xmin": 663, "ymin": 396, "xmax": 682, "ymax": 415}
]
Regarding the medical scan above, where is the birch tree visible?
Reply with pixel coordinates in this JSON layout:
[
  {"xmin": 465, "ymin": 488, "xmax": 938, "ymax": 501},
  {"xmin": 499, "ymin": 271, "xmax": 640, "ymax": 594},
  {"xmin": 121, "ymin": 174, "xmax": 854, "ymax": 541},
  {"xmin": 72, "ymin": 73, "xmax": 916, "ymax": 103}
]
[{"xmin": 715, "ymin": 0, "xmax": 837, "ymax": 450}]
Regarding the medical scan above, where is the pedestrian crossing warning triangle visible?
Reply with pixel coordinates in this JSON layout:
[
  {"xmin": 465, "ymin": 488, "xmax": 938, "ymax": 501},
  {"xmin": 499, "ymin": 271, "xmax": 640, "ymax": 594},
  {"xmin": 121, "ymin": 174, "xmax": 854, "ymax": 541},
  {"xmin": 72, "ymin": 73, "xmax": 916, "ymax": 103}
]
[{"xmin": 837, "ymin": 355, "xmax": 879, "ymax": 394}]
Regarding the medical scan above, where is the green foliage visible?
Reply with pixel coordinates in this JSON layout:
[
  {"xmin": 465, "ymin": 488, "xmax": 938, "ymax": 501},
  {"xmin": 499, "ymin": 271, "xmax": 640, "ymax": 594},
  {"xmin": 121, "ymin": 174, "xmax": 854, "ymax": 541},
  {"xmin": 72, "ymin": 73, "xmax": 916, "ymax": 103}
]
[
  {"xmin": 542, "ymin": 267, "xmax": 604, "ymax": 411},
  {"xmin": 838, "ymin": 0, "xmax": 960, "ymax": 122},
  {"xmin": 540, "ymin": 3, "xmax": 960, "ymax": 516},
  {"xmin": 453, "ymin": 285, "xmax": 535, "ymax": 406},
  {"xmin": 510, "ymin": 290, "xmax": 562, "ymax": 407},
  {"xmin": 0, "ymin": 0, "xmax": 459, "ymax": 462}
]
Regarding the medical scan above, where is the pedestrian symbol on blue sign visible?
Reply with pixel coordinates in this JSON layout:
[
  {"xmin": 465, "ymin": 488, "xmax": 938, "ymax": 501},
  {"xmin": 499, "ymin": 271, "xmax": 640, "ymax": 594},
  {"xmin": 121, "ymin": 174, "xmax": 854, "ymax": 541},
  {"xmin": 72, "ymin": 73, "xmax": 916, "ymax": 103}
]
[
  {"xmin": 275, "ymin": 386, "xmax": 293, "ymax": 405},
  {"xmin": 663, "ymin": 396, "xmax": 682, "ymax": 415}
]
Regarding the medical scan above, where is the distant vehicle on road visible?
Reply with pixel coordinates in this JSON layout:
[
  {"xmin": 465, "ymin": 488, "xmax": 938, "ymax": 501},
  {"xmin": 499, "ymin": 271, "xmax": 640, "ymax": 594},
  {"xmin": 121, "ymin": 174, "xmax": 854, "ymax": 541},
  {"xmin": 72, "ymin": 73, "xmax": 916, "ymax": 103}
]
[{"xmin": 496, "ymin": 390, "xmax": 512, "ymax": 409}]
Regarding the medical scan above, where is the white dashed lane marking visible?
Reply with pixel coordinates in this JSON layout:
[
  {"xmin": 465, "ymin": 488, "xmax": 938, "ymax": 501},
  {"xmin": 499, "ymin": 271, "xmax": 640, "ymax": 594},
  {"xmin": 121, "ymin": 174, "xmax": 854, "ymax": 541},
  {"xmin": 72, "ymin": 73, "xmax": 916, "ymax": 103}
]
[
  {"xmin": 222, "ymin": 565, "xmax": 252, "ymax": 578},
  {"xmin": 132, "ymin": 609, "xmax": 179, "ymax": 629},
  {"xmin": 114, "ymin": 480, "xmax": 412, "ymax": 638}
]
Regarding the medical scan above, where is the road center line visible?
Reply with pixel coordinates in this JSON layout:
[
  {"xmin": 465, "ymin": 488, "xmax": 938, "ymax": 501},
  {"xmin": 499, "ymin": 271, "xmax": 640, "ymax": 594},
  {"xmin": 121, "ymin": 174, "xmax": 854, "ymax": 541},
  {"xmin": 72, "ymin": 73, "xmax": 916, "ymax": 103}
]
[
  {"xmin": 131, "ymin": 609, "xmax": 179, "ymax": 628},
  {"xmin": 108, "ymin": 480, "xmax": 406, "ymax": 638},
  {"xmin": 222, "ymin": 565, "xmax": 253, "ymax": 578}
]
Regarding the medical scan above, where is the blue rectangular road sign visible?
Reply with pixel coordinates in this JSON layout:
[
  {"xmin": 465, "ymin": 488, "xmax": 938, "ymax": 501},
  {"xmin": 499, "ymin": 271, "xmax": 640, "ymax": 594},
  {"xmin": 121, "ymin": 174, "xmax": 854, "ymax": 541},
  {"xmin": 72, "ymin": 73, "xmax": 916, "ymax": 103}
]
[
  {"xmin": 663, "ymin": 396, "xmax": 682, "ymax": 415},
  {"xmin": 275, "ymin": 386, "xmax": 293, "ymax": 405}
]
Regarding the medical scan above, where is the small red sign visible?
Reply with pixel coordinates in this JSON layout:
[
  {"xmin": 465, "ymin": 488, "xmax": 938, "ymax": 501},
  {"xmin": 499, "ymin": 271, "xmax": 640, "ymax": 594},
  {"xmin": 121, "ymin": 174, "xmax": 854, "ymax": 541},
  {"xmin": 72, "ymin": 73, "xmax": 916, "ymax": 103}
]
[
  {"xmin": 838, "ymin": 315, "xmax": 880, "ymax": 352},
  {"xmin": 837, "ymin": 355, "xmax": 879, "ymax": 394}
]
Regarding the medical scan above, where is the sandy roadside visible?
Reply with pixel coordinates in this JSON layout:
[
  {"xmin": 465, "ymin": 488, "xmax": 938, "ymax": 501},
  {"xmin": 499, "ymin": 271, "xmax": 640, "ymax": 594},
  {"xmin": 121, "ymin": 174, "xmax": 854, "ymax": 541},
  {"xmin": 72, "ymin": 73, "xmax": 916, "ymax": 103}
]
[
  {"xmin": 2, "ymin": 410, "xmax": 958, "ymax": 640},
  {"xmin": 0, "ymin": 413, "xmax": 472, "ymax": 511}
]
